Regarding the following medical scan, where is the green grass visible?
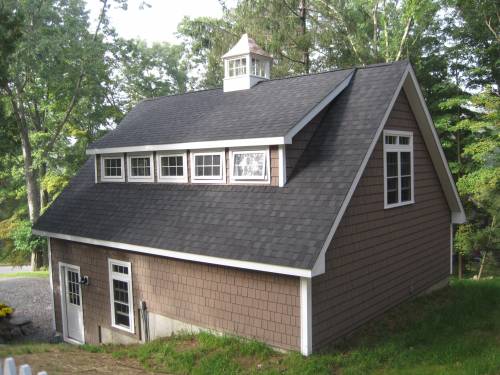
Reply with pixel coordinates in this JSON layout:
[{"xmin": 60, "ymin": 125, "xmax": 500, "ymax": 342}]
[
  {"xmin": 0, "ymin": 270, "xmax": 49, "ymax": 278},
  {"xmin": 4, "ymin": 278, "xmax": 500, "ymax": 374}
]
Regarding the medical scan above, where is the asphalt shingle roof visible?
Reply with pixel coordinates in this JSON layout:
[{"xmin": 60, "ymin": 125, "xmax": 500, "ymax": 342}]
[
  {"xmin": 34, "ymin": 61, "xmax": 409, "ymax": 270},
  {"xmin": 89, "ymin": 68, "xmax": 354, "ymax": 150}
]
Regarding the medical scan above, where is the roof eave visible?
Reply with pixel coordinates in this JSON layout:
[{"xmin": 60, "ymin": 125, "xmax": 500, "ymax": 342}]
[{"xmin": 33, "ymin": 229, "xmax": 313, "ymax": 278}]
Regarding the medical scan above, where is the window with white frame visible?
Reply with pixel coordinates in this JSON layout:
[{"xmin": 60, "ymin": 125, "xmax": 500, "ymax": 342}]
[
  {"xmin": 251, "ymin": 57, "xmax": 267, "ymax": 77},
  {"xmin": 191, "ymin": 150, "xmax": 225, "ymax": 183},
  {"xmin": 108, "ymin": 259, "xmax": 134, "ymax": 333},
  {"xmin": 101, "ymin": 156, "xmax": 124, "ymax": 182},
  {"xmin": 228, "ymin": 57, "xmax": 247, "ymax": 77},
  {"xmin": 127, "ymin": 154, "xmax": 154, "ymax": 182},
  {"xmin": 384, "ymin": 131, "xmax": 414, "ymax": 208},
  {"xmin": 230, "ymin": 148, "xmax": 269, "ymax": 183},
  {"xmin": 157, "ymin": 152, "xmax": 187, "ymax": 183}
]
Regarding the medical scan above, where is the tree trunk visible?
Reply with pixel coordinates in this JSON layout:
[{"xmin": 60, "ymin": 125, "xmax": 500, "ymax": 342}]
[
  {"xmin": 19, "ymin": 125, "xmax": 44, "ymax": 271},
  {"xmin": 299, "ymin": 0, "xmax": 310, "ymax": 74}
]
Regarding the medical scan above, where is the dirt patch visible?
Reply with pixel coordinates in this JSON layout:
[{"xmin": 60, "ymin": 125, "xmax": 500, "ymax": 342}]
[{"xmin": 9, "ymin": 351, "xmax": 157, "ymax": 374}]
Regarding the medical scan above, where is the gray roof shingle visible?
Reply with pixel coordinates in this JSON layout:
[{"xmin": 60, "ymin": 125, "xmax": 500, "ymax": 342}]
[
  {"xmin": 89, "ymin": 68, "xmax": 354, "ymax": 150},
  {"xmin": 34, "ymin": 61, "xmax": 409, "ymax": 270}
]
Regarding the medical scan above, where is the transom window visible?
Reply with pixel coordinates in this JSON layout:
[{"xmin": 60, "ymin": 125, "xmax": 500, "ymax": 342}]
[
  {"xmin": 157, "ymin": 152, "xmax": 187, "ymax": 183},
  {"xmin": 191, "ymin": 150, "xmax": 225, "ymax": 183},
  {"xmin": 230, "ymin": 149, "xmax": 269, "ymax": 182},
  {"xmin": 384, "ymin": 131, "xmax": 414, "ymax": 208},
  {"xmin": 108, "ymin": 259, "xmax": 134, "ymax": 333},
  {"xmin": 228, "ymin": 57, "xmax": 247, "ymax": 77},
  {"xmin": 101, "ymin": 156, "xmax": 124, "ymax": 182},
  {"xmin": 127, "ymin": 154, "xmax": 154, "ymax": 182}
]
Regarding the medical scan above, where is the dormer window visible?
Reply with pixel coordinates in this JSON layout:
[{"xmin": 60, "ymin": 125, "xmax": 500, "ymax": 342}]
[
  {"xmin": 230, "ymin": 148, "xmax": 270, "ymax": 183},
  {"xmin": 127, "ymin": 154, "xmax": 154, "ymax": 183},
  {"xmin": 101, "ymin": 155, "xmax": 125, "ymax": 182},
  {"xmin": 228, "ymin": 57, "xmax": 247, "ymax": 77},
  {"xmin": 191, "ymin": 150, "xmax": 226, "ymax": 184},
  {"xmin": 157, "ymin": 152, "xmax": 187, "ymax": 183}
]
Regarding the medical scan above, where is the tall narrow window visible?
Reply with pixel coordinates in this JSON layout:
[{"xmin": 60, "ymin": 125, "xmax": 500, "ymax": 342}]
[
  {"xmin": 101, "ymin": 156, "xmax": 125, "ymax": 182},
  {"xmin": 384, "ymin": 131, "xmax": 414, "ymax": 208},
  {"xmin": 108, "ymin": 259, "xmax": 134, "ymax": 333},
  {"xmin": 127, "ymin": 154, "xmax": 154, "ymax": 182}
]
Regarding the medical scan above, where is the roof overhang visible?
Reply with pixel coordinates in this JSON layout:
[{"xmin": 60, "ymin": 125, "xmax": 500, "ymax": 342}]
[
  {"xmin": 310, "ymin": 64, "xmax": 466, "ymax": 277},
  {"xmin": 33, "ymin": 230, "xmax": 313, "ymax": 278}
]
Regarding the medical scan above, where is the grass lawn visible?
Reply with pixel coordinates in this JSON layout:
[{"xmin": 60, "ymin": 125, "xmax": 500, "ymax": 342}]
[
  {"xmin": 2, "ymin": 278, "xmax": 500, "ymax": 374},
  {"xmin": 0, "ymin": 270, "xmax": 49, "ymax": 278}
]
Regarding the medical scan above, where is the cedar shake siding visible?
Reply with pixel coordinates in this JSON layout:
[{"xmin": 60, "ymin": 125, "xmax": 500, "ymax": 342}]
[
  {"xmin": 50, "ymin": 239, "xmax": 301, "ymax": 350},
  {"xmin": 311, "ymin": 90, "xmax": 451, "ymax": 350}
]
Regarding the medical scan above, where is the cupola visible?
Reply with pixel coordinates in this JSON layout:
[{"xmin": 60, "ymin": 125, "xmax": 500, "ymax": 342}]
[{"xmin": 222, "ymin": 34, "xmax": 272, "ymax": 92}]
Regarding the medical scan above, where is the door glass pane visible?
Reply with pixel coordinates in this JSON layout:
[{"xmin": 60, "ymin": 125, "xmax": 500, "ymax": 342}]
[{"xmin": 67, "ymin": 270, "xmax": 80, "ymax": 306}]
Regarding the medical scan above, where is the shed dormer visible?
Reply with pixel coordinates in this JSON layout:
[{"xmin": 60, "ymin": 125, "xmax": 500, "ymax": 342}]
[{"xmin": 222, "ymin": 34, "xmax": 272, "ymax": 92}]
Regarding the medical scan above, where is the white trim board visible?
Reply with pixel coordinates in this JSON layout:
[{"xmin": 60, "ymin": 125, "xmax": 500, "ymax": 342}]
[
  {"xmin": 300, "ymin": 277, "xmax": 312, "ymax": 356},
  {"xmin": 48, "ymin": 238, "xmax": 56, "ymax": 331},
  {"xmin": 311, "ymin": 64, "xmax": 465, "ymax": 276},
  {"xmin": 86, "ymin": 137, "xmax": 286, "ymax": 155},
  {"xmin": 34, "ymin": 230, "xmax": 313, "ymax": 278}
]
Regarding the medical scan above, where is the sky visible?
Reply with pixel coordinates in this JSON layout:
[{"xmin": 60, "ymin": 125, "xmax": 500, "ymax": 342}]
[{"xmin": 86, "ymin": 0, "xmax": 226, "ymax": 44}]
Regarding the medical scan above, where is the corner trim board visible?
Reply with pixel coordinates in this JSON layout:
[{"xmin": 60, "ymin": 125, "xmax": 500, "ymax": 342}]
[
  {"xmin": 33, "ymin": 230, "xmax": 313, "ymax": 278},
  {"xmin": 48, "ymin": 238, "xmax": 56, "ymax": 331},
  {"xmin": 300, "ymin": 277, "xmax": 312, "ymax": 355}
]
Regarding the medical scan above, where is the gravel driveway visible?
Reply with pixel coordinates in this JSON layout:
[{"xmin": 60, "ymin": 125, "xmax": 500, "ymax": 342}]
[{"xmin": 0, "ymin": 277, "xmax": 57, "ymax": 343}]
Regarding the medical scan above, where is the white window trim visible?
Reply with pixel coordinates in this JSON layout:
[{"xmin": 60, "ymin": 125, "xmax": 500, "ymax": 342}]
[
  {"xmin": 229, "ymin": 147, "xmax": 270, "ymax": 184},
  {"xmin": 108, "ymin": 259, "xmax": 135, "ymax": 334},
  {"xmin": 383, "ymin": 130, "xmax": 415, "ymax": 209},
  {"xmin": 156, "ymin": 151, "xmax": 188, "ymax": 183},
  {"xmin": 127, "ymin": 153, "xmax": 154, "ymax": 183},
  {"xmin": 190, "ymin": 149, "xmax": 226, "ymax": 184},
  {"xmin": 101, "ymin": 155, "xmax": 125, "ymax": 182}
]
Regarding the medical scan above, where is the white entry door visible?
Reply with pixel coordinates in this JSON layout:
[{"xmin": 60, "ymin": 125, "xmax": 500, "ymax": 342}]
[{"xmin": 61, "ymin": 264, "xmax": 84, "ymax": 343}]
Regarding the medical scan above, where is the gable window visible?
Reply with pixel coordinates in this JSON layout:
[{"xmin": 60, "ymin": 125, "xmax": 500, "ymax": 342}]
[
  {"xmin": 191, "ymin": 150, "xmax": 225, "ymax": 183},
  {"xmin": 108, "ymin": 259, "xmax": 134, "ymax": 333},
  {"xmin": 228, "ymin": 57, "xmax": 247, "ymax": 77},
  {"xmin": 127, "ymin": 154, "xmax": 154, "ymax": 182},
  {"xmin": 230, "ymin": 148, "xmax": 270, "ymax": 183},
  {"xmin": 157, "ymin": 152, "xmax": 187, "ymax": 183},
  {"xmin": 384, "ymin": 130, "xmax": 414, "ymax": 208},
  {"xmin": 101, "ymin": 155, "xmax": 125, "ymax": 182}
]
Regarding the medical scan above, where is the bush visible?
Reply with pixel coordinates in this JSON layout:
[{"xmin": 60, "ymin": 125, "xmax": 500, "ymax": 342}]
[{"xmin": 10, "ymin": 220, "xmax": 46, "ymax": 265}]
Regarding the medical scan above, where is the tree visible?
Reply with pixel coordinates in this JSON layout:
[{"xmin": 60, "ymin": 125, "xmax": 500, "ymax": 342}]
[{"xmin": 0, "ymin": 0, "xmax": 120, "ymax": 269}]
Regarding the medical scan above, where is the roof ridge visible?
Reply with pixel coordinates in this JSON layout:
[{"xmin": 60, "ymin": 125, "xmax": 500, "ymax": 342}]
[{"xmin": 139, "ymin": 60, "xmax": 408, "ymax": 103}]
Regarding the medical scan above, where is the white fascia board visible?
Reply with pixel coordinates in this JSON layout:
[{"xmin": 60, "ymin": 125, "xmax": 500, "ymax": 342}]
[
  {"xmin": 404, "ymin": 66, "xmax": 466, "ymax": 224},
  {"xmin": 300, "ymin": 277, "xmax": 312, "ymax": 356},
  {"xmin": 86, "ymin": 137, "xmax": 287, "ymax": 155},
  {"xmin": 284, "ymin": 70, "xmax": 354, "ymax": 143},
  {"xmin": 310, "ymin": 65, "xmax": 410, "ymax": 277},
  {"xmin": 33, "ymin": 230, "xmax": 313, "ymax": 278}
]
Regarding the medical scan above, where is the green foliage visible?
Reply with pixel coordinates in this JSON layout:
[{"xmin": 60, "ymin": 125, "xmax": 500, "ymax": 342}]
[
  {"xmin": 10, "ymin": 220, "xmax": 46, "ymax": 265},
  {"xmin": 21, "ymin": 279, "xmax": 500, "ymax": 374}
]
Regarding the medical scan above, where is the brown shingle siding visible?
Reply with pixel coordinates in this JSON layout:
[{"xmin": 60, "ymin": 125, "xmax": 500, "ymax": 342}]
[
  {"xmin": 51, "ymin": 240, "xmax": 300, "ymax": 350},
  {"xmin": 311, "ymin": 90, "xmax": 451, "ymax": 350}
]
